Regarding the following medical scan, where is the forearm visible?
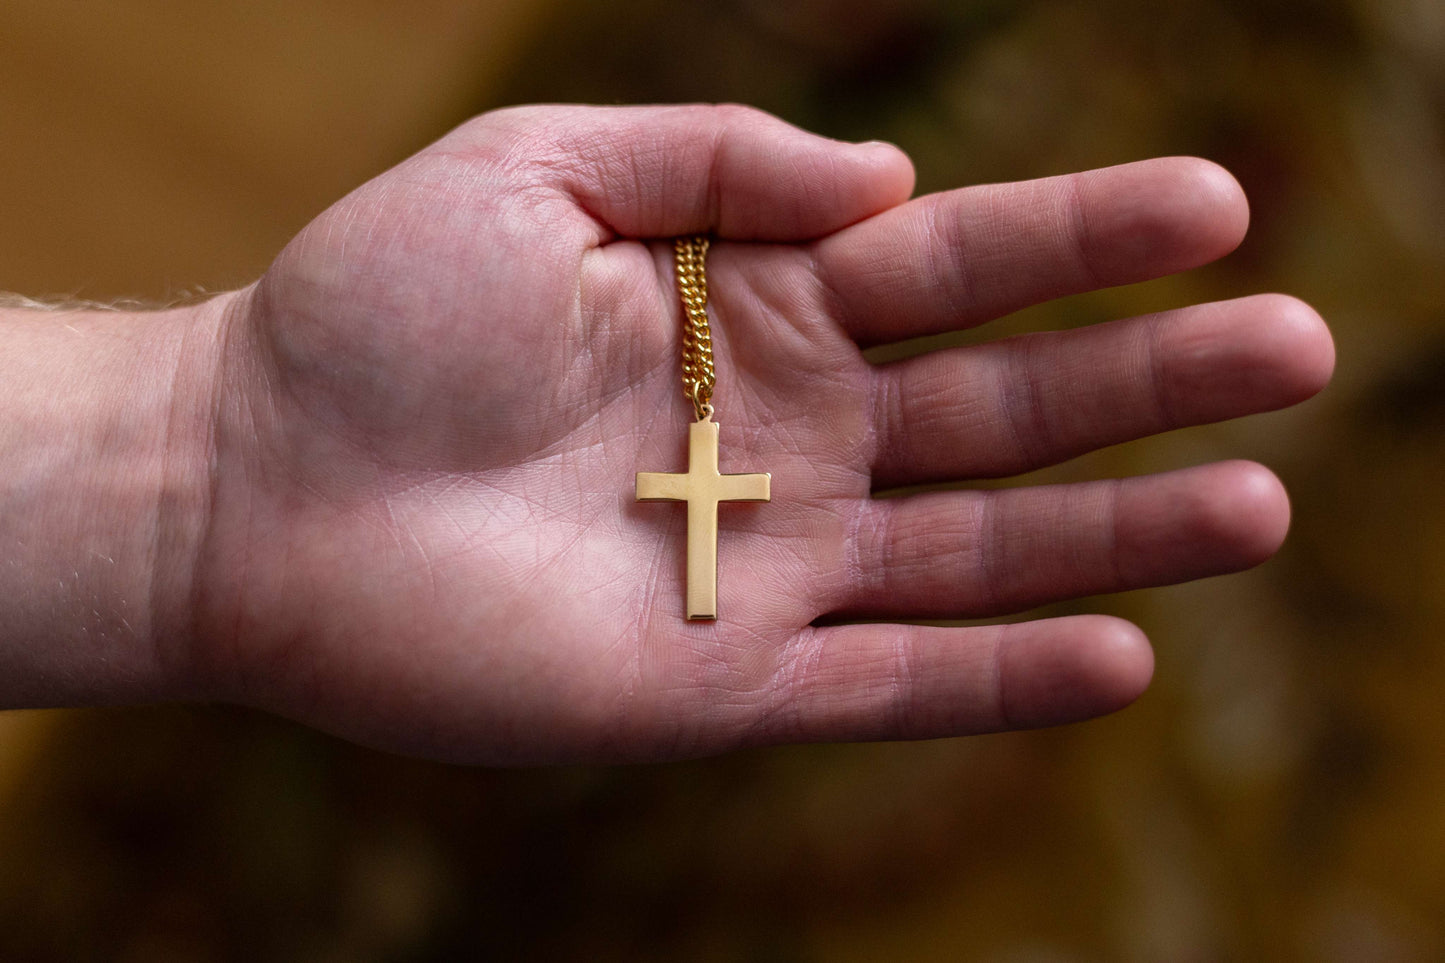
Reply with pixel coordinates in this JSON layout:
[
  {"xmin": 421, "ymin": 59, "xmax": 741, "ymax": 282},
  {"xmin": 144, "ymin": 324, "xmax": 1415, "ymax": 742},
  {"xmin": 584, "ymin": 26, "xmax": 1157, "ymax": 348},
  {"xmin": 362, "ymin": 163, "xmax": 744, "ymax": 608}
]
[{"xmin": 0, "ymin": 294, "xmax": 229, "ymax": 706}]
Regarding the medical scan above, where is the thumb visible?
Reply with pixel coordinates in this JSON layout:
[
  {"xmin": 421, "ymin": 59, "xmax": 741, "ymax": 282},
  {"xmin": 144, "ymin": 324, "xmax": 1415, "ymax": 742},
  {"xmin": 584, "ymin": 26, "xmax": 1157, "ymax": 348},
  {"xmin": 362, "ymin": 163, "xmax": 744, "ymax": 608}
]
[{"xmin": 455, "ymin": 103, "xmax": 915, "ymax": 240}]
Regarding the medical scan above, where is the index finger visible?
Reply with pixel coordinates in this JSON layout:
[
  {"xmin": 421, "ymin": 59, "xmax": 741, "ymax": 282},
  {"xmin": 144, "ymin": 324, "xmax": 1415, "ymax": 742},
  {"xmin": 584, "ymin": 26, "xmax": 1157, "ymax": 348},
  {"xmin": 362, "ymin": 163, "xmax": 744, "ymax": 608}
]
[{"xmin": 812, "ymin": 157, "xmax": 1249, "ymax": 345}]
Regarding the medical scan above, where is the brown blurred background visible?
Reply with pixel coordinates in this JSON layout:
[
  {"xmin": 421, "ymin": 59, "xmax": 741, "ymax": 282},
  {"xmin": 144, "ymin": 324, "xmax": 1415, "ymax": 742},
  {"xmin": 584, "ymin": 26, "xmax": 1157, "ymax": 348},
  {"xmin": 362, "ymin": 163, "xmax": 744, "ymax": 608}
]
[{"xmin": 1, "ymin": 0, "xmax": 1442, "ymax": 959}]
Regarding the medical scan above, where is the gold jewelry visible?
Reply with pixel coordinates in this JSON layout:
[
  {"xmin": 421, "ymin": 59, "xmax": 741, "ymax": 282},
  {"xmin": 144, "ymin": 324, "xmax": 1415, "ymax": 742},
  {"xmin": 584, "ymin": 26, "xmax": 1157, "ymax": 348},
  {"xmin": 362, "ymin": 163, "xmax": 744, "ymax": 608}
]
[
  {"xmin": 675, "ymin": 236, "xmax": 716, "ymax": 421},
  {"xmin": 635, "ymin": 237, "xmax": 771, "ymax": 621}
]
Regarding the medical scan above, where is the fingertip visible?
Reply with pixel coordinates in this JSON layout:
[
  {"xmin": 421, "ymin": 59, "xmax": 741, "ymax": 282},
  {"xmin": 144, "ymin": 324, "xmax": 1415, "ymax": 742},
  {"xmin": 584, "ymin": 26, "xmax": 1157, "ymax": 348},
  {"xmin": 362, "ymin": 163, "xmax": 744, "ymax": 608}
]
[
  {"xmin": 1253, "ymin": 293, "xmax": 1336, "ymax": 402},
  {"xmin": 1176, "ymin": 156, "xmax": 1250, "ymax": 253},
  {"xmin": 849, "ymin": 139, "xmax": 917, "ymax": 207},
  {"xmin": 1083, "ymin": 156, "xmax": 1251, "ymax": 282},
  {"xmin": 1091, "ymin": 617, "xmax": 1157, "ymax": 714},
  {"xmin": 1166, "ymin": 460, "xmax": 1291, "ymax": 571},
  {"xmin": 1116, "ymin": 462, "xmax": 1293, "ymax": 586},
  {"xmin": 794, "ymin": 137, "xmax": 915, "ymax": 235},
  {"xmin": 1213, "ymin": 460, "xmax": 1292, "ymax": 565},
  {"xmin": 1000, "ymin": 616, "xmax": 1154, "ymax": 728},
  {"xmin": 1163, "ymin": 293, "xmax": 1336, "ymax": 421}
]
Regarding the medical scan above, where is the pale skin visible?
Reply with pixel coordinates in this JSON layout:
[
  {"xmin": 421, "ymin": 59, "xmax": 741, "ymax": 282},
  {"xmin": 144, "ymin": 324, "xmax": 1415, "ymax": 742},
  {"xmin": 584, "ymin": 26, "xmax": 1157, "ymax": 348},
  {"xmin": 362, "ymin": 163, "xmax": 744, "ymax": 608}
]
[{"xmin": 0, "ymin": 105, "xmax": 1334, "ymax": 764}]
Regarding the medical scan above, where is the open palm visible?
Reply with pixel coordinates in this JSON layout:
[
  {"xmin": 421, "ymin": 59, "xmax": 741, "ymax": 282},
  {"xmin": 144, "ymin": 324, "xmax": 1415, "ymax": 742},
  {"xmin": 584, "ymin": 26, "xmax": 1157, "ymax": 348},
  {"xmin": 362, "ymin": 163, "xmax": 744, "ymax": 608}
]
[{"xmin": 193, "ymin": 105, "xmax": 1333, "ymax": 764}]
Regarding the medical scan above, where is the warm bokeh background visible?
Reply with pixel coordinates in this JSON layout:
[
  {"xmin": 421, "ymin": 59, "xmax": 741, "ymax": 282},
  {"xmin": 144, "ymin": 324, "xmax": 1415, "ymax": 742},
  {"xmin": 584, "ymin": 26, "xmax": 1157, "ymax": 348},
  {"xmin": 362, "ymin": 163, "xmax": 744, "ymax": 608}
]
[{"xmin": 2, "ymin": 0, "xmax": 1441, "ymax": 958}]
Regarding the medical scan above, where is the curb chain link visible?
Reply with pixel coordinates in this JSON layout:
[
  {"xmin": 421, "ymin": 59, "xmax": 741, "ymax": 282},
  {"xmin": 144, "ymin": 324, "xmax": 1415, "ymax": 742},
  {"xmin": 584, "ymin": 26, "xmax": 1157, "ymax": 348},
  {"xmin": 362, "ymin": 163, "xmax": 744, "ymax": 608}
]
[{"xmin": 674, "ymin": 236, "xmax": 716, "ymax": 421}]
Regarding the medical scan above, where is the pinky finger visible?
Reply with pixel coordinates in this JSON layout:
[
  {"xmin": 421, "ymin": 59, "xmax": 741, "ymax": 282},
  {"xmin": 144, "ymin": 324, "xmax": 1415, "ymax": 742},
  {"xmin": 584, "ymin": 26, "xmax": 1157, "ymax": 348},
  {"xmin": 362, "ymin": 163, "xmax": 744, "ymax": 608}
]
[{"xmin": 762, "ymin": 616, "xmax": 1154, "ymax": 743}]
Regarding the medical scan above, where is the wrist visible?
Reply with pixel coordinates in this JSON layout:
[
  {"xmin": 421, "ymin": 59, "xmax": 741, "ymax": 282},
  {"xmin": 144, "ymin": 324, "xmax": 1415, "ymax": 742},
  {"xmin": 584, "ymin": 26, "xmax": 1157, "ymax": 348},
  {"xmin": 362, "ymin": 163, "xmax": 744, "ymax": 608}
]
[{"xmin": 0, "ymin": 291, "xmax": 234, "ymax": 707}]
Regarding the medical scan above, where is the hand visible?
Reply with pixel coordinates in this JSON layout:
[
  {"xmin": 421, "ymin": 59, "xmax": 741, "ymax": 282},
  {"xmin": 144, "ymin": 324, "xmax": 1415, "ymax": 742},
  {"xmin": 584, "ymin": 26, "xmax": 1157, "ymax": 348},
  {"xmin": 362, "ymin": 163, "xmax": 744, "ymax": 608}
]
[{"xmin": 184, "ymin": 105, "xmax": 1332, "ymax": 763}]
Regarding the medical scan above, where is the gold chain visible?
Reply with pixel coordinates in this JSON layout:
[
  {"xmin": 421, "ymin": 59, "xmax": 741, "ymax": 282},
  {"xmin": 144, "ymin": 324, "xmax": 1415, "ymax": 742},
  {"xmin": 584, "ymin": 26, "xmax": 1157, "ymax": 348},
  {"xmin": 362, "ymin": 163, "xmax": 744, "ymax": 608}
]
[{"xmin": 675, "ymin": 236, "xmax": 715, "ymax": 421}]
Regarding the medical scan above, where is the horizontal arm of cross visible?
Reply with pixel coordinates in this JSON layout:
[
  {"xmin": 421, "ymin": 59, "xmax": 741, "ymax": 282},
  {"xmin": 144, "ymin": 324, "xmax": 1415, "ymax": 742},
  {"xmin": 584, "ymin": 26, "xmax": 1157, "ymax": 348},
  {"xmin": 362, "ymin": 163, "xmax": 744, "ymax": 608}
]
[
  {"xmin": 715, "ymin": 472, "xmax": 770, "ymax": 503},
  {"xmin": 636, "ymin": 472, "xmax": 689, "ymax": 502}
]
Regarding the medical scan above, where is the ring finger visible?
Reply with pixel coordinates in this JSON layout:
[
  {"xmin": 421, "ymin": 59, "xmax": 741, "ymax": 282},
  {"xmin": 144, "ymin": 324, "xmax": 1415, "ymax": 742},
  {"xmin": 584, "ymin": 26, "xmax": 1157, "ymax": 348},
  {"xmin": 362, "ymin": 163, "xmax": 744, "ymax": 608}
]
[{"xmin": 828, "ymin": 460, "xmax": 1288, "ymax": 620}]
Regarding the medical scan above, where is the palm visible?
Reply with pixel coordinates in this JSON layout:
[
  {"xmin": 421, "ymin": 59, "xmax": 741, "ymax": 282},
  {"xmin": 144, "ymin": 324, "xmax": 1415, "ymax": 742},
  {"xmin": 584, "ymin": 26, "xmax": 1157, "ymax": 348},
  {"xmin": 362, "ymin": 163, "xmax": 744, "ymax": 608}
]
[{"xmin": 194, "ymin": 106, "xmax": 1332, "ymax": 764}]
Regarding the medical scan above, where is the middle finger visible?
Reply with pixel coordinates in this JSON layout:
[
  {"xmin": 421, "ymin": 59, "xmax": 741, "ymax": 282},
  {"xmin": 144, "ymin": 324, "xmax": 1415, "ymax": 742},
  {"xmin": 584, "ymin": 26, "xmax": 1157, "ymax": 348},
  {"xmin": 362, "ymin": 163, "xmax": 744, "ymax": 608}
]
[{"xmin": 868, "ymin": 293, "xmax": 1333, "ymax": 487}]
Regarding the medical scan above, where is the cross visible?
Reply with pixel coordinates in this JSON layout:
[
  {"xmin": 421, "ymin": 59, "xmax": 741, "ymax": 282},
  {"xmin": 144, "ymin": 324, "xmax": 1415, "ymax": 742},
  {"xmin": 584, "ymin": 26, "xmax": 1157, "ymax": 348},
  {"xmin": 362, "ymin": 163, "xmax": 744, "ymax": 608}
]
[{"xmin": 636, "ymin": 418, "xmax": 770, "ymax": 620}]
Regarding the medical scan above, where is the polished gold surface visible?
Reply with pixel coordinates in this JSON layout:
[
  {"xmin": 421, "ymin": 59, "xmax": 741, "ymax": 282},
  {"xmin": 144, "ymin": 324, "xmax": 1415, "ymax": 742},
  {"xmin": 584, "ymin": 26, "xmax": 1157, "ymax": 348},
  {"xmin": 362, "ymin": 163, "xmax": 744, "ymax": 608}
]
[
  {"xmin": 636, "ymin": 418, "xmax": 771, "ymax": 620},
  {"xmin": 638, "ymin": 233, "xmax": 770, "ymax": 619}
]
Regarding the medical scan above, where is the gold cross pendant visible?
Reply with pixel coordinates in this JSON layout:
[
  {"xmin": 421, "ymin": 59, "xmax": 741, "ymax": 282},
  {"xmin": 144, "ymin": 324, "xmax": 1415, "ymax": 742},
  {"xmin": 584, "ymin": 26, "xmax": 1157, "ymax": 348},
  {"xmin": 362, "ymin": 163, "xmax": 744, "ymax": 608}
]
[{"xmin": 636, "ymin": 417, "xmax": 770, "ymax": 620}]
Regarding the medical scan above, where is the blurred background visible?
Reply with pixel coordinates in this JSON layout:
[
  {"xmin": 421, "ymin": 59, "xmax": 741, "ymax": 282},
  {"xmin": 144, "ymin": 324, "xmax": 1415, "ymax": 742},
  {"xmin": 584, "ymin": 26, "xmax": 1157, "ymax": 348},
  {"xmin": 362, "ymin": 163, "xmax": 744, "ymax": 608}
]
[{"xmin": 1, "ymin": 0, "xmax": 1441, "ymax": 958}]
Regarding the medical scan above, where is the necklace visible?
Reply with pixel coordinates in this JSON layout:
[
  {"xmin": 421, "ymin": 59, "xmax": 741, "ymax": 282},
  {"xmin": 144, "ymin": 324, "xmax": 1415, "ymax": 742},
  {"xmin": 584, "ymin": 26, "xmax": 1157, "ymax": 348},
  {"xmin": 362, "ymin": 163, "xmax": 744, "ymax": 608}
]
[{"xmin": 636, "ymin": 237, "xmax": 771, "ymax": 621}]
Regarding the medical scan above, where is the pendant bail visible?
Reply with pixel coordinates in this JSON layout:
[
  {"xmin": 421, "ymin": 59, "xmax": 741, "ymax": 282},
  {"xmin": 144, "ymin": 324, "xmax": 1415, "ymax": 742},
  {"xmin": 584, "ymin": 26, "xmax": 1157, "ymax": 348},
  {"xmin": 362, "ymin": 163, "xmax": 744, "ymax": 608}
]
[{"xmin": 689, "ymin": 382, "xmax": 713, "ymax": 422}]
